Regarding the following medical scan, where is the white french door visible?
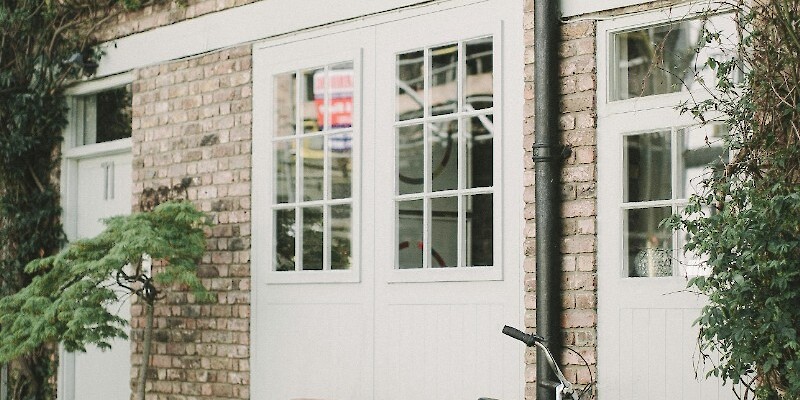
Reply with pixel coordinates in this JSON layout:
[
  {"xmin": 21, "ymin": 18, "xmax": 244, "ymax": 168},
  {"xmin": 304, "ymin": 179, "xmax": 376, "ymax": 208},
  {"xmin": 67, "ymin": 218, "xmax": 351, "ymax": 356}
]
[
  {"xmin": 251, "ymin": 1, "xmax": 523, "ymax": 399},
  {"xmin": 596, "ymin": 7, "xmax": 740, "ymax": 399},
  {"xmin": 60, "ymin": 142, "xmax": 133, "ymax": 400}
]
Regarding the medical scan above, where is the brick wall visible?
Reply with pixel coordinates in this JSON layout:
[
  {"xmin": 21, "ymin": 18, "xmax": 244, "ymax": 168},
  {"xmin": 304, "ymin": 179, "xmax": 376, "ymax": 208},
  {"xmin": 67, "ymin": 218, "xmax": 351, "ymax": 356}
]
[
  {"xmin": 522, "ymin": 2, "xmax": 598, "ymax": 398},
  {"xmin": 129, "ymin": 44, "xmax": 252, "ymax": 399}
]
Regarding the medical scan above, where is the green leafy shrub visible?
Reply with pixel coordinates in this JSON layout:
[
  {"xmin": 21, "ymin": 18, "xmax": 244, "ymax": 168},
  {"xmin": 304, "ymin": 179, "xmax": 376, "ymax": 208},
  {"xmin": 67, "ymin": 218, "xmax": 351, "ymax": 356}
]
[
  {"xmin": 0, "ymin": 200, "xmax": 212, "ymax": 360},
  {"xmin": 669, "ymin": 1, "xmax": 800, "ymax": 398}
]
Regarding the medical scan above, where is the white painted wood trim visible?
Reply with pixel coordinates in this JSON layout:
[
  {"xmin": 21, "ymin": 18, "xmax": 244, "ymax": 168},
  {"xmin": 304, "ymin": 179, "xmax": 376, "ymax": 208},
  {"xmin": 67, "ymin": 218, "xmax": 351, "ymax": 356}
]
[
  {"xmin": 561, "ymin": 0, "xmax": 693, "ymax": 18},
  {"xmin": 254, "ymin": 44, "xmax": 363, "ymax": 285},
  {"xmin": 95, "ymin": 0, "xmax": 492, "ymax": 78},
  {"xmin": 64, "ymin": 72, "xmax": 134, "ymax": 96}
]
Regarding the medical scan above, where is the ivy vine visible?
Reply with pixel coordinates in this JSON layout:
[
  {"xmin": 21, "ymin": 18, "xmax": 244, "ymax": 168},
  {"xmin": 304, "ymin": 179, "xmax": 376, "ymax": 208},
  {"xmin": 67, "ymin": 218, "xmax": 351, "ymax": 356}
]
[{"xmin": 0, "ymin": 1, "xmax": 175, "ymax": 398}]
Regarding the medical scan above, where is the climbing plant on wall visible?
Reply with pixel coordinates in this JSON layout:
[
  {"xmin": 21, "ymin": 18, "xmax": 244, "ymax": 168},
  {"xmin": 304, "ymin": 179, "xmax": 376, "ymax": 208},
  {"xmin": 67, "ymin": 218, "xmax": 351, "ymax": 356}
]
[
  {"xmin": 0, "ymin": 1, "xmax": 177, "ymax": 398},
  {"xmin": 669, "ymin": 1, "xmax": 800, "ymax": 398}
]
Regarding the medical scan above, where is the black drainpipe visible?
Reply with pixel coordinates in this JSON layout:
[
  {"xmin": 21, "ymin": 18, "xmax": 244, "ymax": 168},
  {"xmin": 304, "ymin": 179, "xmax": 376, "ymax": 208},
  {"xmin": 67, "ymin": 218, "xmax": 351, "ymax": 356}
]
[{"xmin": 533, "ymin": 1, "xmax": 568, "ymax": 399}]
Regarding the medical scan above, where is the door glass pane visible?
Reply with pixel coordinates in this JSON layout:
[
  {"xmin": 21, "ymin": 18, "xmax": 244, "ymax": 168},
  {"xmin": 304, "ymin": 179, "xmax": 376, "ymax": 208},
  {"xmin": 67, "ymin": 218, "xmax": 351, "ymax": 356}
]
[
  {"xmin": 466, "ymin": 114, "xmax": 494, "ymax": 189},
  {"xmin": 397, "ymin": 50, "xmax": 425, "ymax": 121},
  {"xmin": 397, "ymin": 124, "xmax": 425, "ymax": 195},
  {"xmin": 329, "ymin": 62, "xmax": 355, "ymax": 129},
  {"xmin": 330, "ymin": 204, "xmax": 352, "ymax": 270},
  {"xmin": 95, "ymin": 86, "xmax": 132, "ymax": 144},
  {"xmin": 431, "ymin": 196, "xmax": 458, "ymax": 268},
  {"xmin": 303, "ymin": 67, "xmax": 325, "ymax": 133},
  {"xmin": 430, "ymin": 119, "xmax": 458, "ymax": 192},
  {"xmin": 274, "ymin": 72, "xmax": 297, "ymax": 137},
  {"xmin": 275, "ymin": 209, "xmax": 296, "ymax": 271},
  {"xmin": 301, "ymin": 136, "xmax": 325, "ymax": 201},
  {"xmin": 679, "ymin": 124, "xmax": 728, "ymax": 198},
  {"xmin": 397, "ymin": 199, "xmax": 424, "ymax": 269},
  {"xmin": 625, "ymin": 131, "xmax": 671, "ymax": 202},
  {"xmin": 612, "ymin": 20, "xmax": 703, "ymax": 100},
  {"xmin": 329, "ymin": 132, "xmax": 353, "ymax": 200},
  {"xmin": 302, "ymin": 206, "xmax": 324, "ymax": 270},
  {"xmin": 464, "ymin": 37, "xmax": 493, "ymax": 111},
  {"xmin": 274, "ymin": 139, "xmax": 297, "ymax": 203},
  {"xmin": 430, "ymin": 43, "xmax": 458, "ymax": 116},
  {"xmin": 466, "ymin": 194, "xmax": 493, "ymax": 267},
  {"xmin": 626, "ymin": 207, "xmax": 673, "ymax": 277}
]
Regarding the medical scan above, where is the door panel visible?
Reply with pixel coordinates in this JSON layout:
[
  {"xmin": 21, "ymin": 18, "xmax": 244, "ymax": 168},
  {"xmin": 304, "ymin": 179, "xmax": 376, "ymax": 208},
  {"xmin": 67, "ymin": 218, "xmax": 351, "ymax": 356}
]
[
  {"xmin": 597, "ymin": 108, "xmax": 738, "ymax": 400},
  {"xmin": 251, "ymin": 2, "xmax": 523, "ymax": 398},
  {"xmin": 62, "ymin": 150, "xmax": 132, "ymax": 400},
  {"xmin": 252, "ymin": 27, "xmax": 375, "ymax": 400},
  {"xmin": 373, "ymin": 4, "xmax": 522, "ymax": 399}
]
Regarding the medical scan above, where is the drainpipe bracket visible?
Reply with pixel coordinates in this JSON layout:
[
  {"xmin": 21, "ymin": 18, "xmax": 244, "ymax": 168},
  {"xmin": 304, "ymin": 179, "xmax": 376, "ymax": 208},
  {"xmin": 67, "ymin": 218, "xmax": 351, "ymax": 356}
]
[{"xmin": 532, "ymin": 143, "xmax": 571, "ymax": 163}]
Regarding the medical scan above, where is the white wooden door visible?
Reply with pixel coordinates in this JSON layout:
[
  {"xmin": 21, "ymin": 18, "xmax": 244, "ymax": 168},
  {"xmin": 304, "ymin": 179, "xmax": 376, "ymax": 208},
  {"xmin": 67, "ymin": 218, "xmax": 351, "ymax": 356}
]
[
  {"xmin": 251, "ymin": 1, "xmax": 524, "ymax": 398},
  {"xmin": 60, "ymin": 145, "xmax": 132, "ymax": 400},
  {"xmin": 597, "ymin": 109, "xmax": 734, "ymax": 400},
  {"xmin": 372, "ymin": 4, "xmax": 522, "ymax": 399},
  {"xmin": 252, "ymin": 27, "xmax": 376, "ymax": 400},
  {"xmin": 596, "ymin": 7, "xmax": 739, "ymax": 399}
]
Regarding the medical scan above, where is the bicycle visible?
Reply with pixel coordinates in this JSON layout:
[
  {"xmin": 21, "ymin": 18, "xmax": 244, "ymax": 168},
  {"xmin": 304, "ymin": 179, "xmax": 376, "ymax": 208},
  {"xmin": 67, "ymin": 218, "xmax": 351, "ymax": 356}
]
[{"xmin": 479, "ymin": 325, "xmax": 594, "ymax": 400}]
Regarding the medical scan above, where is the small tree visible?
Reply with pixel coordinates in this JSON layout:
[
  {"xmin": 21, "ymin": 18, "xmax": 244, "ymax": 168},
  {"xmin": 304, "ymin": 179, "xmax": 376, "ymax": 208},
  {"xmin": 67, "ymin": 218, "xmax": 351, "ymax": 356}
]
[
  {"xmin": 669, "ymin": 1, "xmax": 800, "ymax": 398},
  {"xmin": 0, "ymin": 199, "xmax": 213, "ymax": 400}
]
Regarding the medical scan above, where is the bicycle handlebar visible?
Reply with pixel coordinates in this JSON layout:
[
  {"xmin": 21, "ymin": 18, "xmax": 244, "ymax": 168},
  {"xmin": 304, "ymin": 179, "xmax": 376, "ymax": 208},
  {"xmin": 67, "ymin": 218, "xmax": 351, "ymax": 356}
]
[
  {"xmin": 501, "ymin": 325, "xmax": 574, "ymax": 398},
  {"xmin": 502, "ymin": 325, "xmax": 544, "ymax": 346}
]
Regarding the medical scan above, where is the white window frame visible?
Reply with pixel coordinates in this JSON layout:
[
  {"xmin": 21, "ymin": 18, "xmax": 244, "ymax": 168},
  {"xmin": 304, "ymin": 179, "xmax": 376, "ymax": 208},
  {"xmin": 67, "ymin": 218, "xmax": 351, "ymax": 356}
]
[
  {"xmin": 60, "ymin": 72, "xmax": 134, "ymax": 243},
  {"xmin": 58, "ymin": 72, "xmax": 134, "ymax": 400},
  {"xmin": 385, "ymin": 25, "xmax": 504, "ymax": 284},
  {"xmin": 598, "ymin": 4, "xmax": 734, "ymax": 280},
  {"xmin": 254, "ymin": 49, "xmax": 363, "ymax": 285}
]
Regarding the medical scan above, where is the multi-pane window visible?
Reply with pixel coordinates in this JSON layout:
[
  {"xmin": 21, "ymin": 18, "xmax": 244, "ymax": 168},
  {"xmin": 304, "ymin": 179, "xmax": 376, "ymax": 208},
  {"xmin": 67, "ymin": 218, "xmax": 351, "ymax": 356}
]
[
  {"xmin": 611, "ymin": 17, "xmax": 731, "ymax": 101},
  {"xmin": 394, "ymin": 37, "xmax": 495, "ymax": 269},
  {"xmin": 72, "ymin": 85, "xmax": 132, "ymax": 146},
  {"xmin": 610, "ymin": 15, "xmax": 735, "ymax": 278},
  {"xmin": 272, "ymin": 62, "xmax": 355, "ymax": 272},
  {"xmin": 622, "ymin": 123, "xmax": 727, "ymax": 277}
]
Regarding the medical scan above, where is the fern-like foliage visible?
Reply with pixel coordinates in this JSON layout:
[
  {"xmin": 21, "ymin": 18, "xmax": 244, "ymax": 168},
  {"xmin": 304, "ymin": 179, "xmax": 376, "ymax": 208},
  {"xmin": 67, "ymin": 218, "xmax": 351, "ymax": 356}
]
[{"xmin": 0, "ymin": 200, "xmax": 212, "ymax": 363}]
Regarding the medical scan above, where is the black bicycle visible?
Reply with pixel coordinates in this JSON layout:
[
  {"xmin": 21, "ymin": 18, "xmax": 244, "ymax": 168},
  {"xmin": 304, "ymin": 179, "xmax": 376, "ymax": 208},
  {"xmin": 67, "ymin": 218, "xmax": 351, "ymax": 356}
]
[{"xmin": 479, "ymin": 325, "xmax": 594, "ymax": 400}]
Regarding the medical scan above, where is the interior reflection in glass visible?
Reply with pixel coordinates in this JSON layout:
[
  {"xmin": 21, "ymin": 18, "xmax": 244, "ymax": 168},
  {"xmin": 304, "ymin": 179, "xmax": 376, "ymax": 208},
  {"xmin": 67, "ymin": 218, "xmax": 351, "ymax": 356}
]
[
  {"xmin": 626, "ymin": 207, "xmax": 673, "ymax": 277},
  {"xmin": 466, "ymin": 194, "xmax": 493, "ymax": 267},
  {"xmin": 397, "ymin": 200, "xmax": 424, "ymax": 269},
  {"xmin": 625, "ymin": 131, "xmax": 672, "ymax": 202},
  {"xmin": 431, "ymin": 196, "xmax": 458, "ymax": 267},
  {"xmin": 397, "ymin": 51, "xmax": 425, "ymax": 121}
]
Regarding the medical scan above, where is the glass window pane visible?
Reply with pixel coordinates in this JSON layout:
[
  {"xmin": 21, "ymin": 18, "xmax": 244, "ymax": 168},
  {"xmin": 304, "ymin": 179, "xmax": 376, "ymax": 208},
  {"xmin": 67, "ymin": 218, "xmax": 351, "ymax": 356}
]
[
  {"xmin": 397, "ymin": 199, "xmax": 424, "ymax": 269},
  {"xmin": 301, "ymin": 136, "xmax": 324, "ymax": 201},
  {"xmin": 330, "ymin": 204, "xmax": 352, "ymax": 270},
  {"xmin": 95, "ymin": 85, "xmax": 132, "ymax": 144},
  {"xmin": 613, "ymin": 20, "xmax": 704, "ymax": 100},
  {"xmin": 431, "ymin": 197, "xmax": 458, "ymax": 268},
  {"xmin": 466, "ymin": 114, "xmax": 494, "ymax": 189},
  {"xmin": 397, "ymin": 50, "xmax": 425, "ymax": 121},
  {"xmin": 397, "ymin": 124, "xmax": 425, "ymax": 195},
  {"xmin": 303, "ymin": 67, "xmax": 325, "ymax": 133},
  {"xmin": 302, "ymin": 207, "xmax": 324, "ymax": 270},
  {"xmin": 430, "ymin": 119, "xmax": 458, "ymax": 192},
  {"xmin": 430, "ymin": 43, "xmax": 458, "ymax": 116},
  {"xmin": 466, "ymin": 194, "xmax": 493, "ymax": 267},
  {"xmin": 626, "ymin": 207, "xmax": 673, "ymax": 277},
  {"xmin": 329, "ymin": 132, "xmax": 352, "ymax": 200},
  {"xmin": 679, "ymin": 124, "xmax": 728, "ymax": 198},
  {"xmin": 464, "ymin": 37, "xmax": 493, "ymax": 111},
  {"xmin": 625, "ymin": 131, "xmax": 671, "ymax": 202},
  {"xmin": 274, "ymin": 72, "xmax": 297, "ymax": 137},
  {"xmin": 329, "ymin": 62, "xmax": 354, "ymax": 129},
  {"xmin": 274, "ymin": 139, "xmax": 297, "ymax": 203},
  {"xmin": 275, "ymin": 209, "xmax": 296, "ymax": 271}
]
